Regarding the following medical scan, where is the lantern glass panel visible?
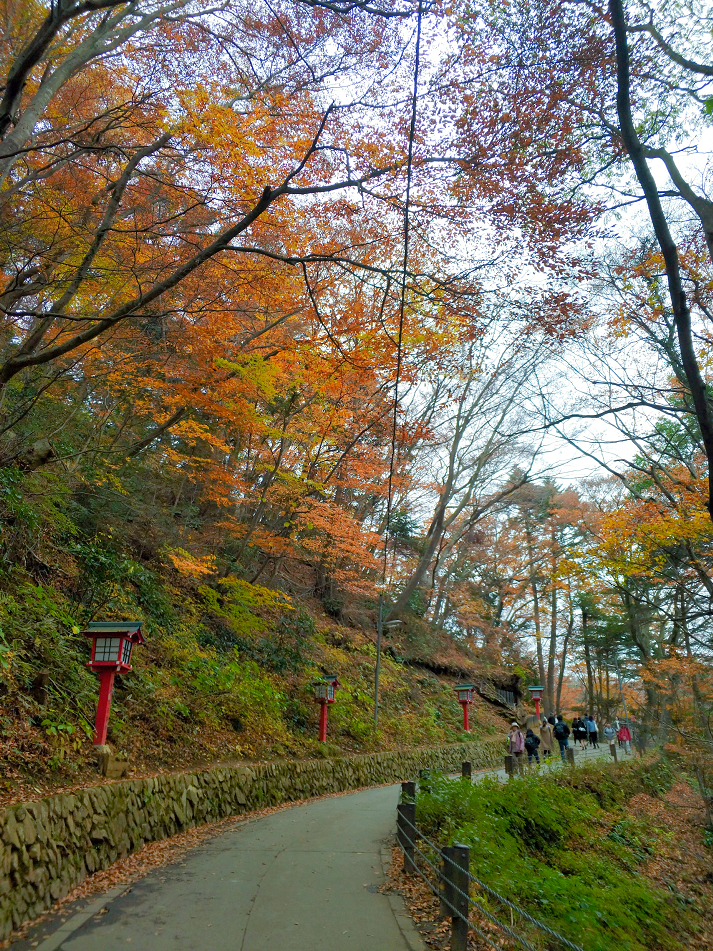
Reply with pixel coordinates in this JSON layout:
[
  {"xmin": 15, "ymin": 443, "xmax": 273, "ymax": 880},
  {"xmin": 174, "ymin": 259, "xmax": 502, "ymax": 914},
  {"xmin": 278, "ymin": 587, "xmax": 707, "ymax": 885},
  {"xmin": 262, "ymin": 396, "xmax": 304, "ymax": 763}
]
[
  {"xmin": 121, "ymin": 639, "xmax": 133, "ymax": 666},
  {"xmin": 94, "ymin": 637, "xmax": 121, "ymax": 662},
  {"xmin": 327, "ymin": 684, "xmax": 335, "ymax": 700},
  {"xmin": 314, "ymin": 683, "xmax": 328, "ymax": 700}
]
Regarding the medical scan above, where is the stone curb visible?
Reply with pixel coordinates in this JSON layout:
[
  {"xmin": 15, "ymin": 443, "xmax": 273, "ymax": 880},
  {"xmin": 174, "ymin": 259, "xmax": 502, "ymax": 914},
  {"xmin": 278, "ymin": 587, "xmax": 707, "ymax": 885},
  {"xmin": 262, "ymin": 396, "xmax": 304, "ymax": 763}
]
[
  {"xmin": 380, "ymin": 842, "xmax": 427, "ymax": 951},
  {"xmin": 30, "ymin": 886, "xmax": 129, "ymax": 951}
]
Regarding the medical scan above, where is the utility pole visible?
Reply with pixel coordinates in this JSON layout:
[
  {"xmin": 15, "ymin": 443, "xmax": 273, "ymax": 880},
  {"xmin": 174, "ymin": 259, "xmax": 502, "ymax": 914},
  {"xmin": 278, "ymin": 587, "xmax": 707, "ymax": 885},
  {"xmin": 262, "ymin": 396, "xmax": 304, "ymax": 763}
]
[
  {"xmin": 374, "ymin": 598, "xmax": 401, "ymax": 729},
  {"xmin": 374, "ymin": 595, "xmax": 383, "ymax": 728}
]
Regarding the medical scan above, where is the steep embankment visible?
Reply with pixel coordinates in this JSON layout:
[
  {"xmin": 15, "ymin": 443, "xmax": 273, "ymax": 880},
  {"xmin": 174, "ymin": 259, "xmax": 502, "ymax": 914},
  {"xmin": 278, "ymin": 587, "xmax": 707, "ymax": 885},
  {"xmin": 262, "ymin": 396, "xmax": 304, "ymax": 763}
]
[
  {"xmin": 0, "ymin": 572, "xmax": 514, "ymax": 806},
  {"xmin": 393, "ymin": 758, "xmax": 713, "ymax": 951}
]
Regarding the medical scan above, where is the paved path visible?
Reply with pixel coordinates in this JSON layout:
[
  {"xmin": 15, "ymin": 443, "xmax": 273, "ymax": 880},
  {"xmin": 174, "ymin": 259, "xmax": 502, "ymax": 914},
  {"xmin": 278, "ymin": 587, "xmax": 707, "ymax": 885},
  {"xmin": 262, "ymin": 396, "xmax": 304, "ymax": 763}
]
[
  {"xmin": 23, "ymin": 741, "xmax": 627, "ymax": 951},
  {"xmin": 482, "ymin": 740, "xmax": 622, "ymax": 782},
  {"xmin": 29, "ymin": 785, "xmax": 423, "ymax": 951}
]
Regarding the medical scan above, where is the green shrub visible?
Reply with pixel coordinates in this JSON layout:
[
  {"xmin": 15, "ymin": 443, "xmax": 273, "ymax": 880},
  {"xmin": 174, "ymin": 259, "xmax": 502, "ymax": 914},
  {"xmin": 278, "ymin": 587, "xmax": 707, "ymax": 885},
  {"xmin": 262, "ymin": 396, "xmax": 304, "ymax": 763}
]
[{"xmin": 414, "ymin": 763, "xmax": 686, "ymax": 951}]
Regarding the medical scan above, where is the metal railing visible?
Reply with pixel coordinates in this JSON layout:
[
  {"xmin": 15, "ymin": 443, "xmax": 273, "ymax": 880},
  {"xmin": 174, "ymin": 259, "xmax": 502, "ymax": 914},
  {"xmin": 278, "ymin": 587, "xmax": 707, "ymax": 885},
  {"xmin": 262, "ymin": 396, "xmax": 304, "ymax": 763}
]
[{"xmin": 396, "ymin": 775, "xmax": 586, "ymax": 951}]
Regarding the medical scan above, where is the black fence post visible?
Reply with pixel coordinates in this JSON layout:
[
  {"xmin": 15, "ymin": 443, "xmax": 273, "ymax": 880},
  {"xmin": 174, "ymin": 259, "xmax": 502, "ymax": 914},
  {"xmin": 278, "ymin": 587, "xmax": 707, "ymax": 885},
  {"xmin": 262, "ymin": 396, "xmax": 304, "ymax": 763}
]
[
  {"xmin": 440, "ymin": 845, "xmax": 455, "ymax": 917},
  {"xmin": 401, "ymin": 780, "xmax": 416, "ymax": 801},
  {"xmin": 450, "ymin": 843, "xmax": 469, "ymax": 951},
  {"xmin": 504, "ymin": 754, "xmax": 514, "ymax": 777},
  {"xmin": 461, "ymin": 761, "xmax": 472, "ymax": 780},
  {"xmin": 397, "ymin": 802, "xmax": 416, "ymax": 873}
]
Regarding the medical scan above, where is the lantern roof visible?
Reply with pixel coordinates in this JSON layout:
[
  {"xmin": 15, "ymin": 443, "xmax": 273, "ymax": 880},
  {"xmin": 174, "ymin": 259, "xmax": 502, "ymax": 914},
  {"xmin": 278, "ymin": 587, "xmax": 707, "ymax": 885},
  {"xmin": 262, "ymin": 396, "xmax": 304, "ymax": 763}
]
[
  {"xmin": 455, "ymin": 683, "xmax": 475, "ymax": 691},
  {"xmin": 528, "ymin": 684, "xmax": 544, "ymax": 692},
  {"xmin": 82, "ymin": 621, "xmax": 145, "ymax": 645}
]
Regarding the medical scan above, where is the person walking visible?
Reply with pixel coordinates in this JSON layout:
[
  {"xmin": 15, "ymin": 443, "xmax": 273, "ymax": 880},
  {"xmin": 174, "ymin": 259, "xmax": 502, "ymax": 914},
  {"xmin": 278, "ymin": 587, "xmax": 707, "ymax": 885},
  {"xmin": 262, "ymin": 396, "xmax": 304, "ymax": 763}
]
[
  {"xmin": 552, "ymin": 715, "xmax": 570, "ymax": 762},
  {"xmin": 617, "ymin": 721, "xmax": 632, "ymax": 754},
  {"xmin": 587, "ymin": 714, "xmax": 599, "ymax": 748},
  {"xmin": 603, "ymin": 723, "xmax": 616, "ymax": 752},
  {"xmin": 571, "ymin": 716, "xmax": 579, "ymax": 746},
  {"xmin": 540, "ymin": 719, "xmax": 554, "ymax": 760},
  {"xmin": 525, "ymin": 728, "xmax": 541, "ymax": 766},
  {"xmin": 508, "ymin": 723, "xmax": 525, "ymax": 755},
  {"xmin": 583, "ymin": 714, "xmax": 592, "ymax": 748},
  {"xmin": 573, "ymin": 717, "xmax": 587, "ymax": 748},
  {"xmin": 508, "ymin": 722, "xmax": 525, "ymax": 771}
]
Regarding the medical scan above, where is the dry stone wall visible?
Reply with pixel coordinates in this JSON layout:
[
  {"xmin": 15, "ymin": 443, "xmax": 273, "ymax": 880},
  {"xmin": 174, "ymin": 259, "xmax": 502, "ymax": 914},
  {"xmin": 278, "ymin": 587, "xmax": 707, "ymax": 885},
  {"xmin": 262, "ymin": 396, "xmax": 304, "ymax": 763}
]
[{"xmin": 0, "ymin": 738, "xmax": 503, "ymax": 939}]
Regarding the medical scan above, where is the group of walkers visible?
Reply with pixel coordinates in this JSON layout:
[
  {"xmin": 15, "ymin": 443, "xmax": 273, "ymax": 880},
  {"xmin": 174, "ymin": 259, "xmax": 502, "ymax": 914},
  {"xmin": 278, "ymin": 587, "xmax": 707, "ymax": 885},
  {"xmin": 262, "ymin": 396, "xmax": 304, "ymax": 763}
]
[
  {"xmin": 570, "ymin": 715, "xmax": 600, "ymax": 748},
  {"xmin": 507, "ymin": 714, "xmax": 634, "ymax": 766}
]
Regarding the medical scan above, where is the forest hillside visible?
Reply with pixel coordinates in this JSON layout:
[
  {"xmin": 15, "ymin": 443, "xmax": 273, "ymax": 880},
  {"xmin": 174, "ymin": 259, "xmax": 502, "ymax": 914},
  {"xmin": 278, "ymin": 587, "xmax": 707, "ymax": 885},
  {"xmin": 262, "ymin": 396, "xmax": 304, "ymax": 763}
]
[
  {"xmin": 0, "ymin": 0, "xmax": 711, "ymax": 834},
  {"xmin": 0, "ymin": 559, "xmax": 518, "ymax": 805}
]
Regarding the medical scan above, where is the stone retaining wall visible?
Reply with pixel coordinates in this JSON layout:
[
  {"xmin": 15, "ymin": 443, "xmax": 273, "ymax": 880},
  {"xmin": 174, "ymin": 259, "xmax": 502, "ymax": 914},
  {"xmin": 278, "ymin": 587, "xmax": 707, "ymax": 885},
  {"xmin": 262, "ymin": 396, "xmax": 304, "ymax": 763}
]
[{"xmin": 0, "ymin": 738, "xmax": 503, "ymax": 938}]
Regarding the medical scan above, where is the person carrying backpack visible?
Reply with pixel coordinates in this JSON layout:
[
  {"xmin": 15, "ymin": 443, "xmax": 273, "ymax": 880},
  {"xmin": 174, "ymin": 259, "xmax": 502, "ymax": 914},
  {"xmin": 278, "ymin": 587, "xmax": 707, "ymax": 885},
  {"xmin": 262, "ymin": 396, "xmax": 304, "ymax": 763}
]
[
  {"xmin": 524, "ymin": 728, "xmax": 541, "ymax": 765},
  {"xmin": 553, "ymin": 715, "xmax": 570, "ymax": 762}
]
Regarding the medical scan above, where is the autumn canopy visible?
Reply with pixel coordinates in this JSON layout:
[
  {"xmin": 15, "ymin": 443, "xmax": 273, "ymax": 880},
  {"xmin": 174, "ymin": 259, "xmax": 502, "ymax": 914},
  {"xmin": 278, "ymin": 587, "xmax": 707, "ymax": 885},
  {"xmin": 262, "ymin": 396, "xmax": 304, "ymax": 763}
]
[{"xmin": 0, "ymin": 0, "xmax": 712, "ymax": 797}]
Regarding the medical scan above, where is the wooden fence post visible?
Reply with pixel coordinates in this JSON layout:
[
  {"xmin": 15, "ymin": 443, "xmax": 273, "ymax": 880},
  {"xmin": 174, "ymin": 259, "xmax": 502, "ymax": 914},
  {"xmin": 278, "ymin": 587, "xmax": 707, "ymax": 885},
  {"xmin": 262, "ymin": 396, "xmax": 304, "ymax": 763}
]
[
  {"xmin": 397, "ymin": 802, "xmax": 416, "ymax": 873},
  {"xmin": 449, "ymin": 843, "xmax": 470, "ymax": 951},
  {"xmin": 440, "ymin": 845, "xmax": 455, "ymax": 917},
  {"xmin": 401, "ymin": 780, "xmax": 416, "ymax": 800},
  {"xmin": 461, "ymin": 761, "xmax": 472, "ymax": 780}
]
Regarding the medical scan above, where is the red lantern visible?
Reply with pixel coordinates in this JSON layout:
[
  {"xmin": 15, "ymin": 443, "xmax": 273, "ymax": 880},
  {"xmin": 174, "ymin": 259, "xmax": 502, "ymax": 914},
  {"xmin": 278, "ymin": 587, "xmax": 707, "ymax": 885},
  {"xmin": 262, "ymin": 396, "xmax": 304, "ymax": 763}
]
[
  {"xmin": 313, "ymin": 674, "xmax": 341, "ymax": 742},
  {"xmin": 454, "ymin": 684, "xmax": 475, "ymax": 732},
  {"xmin": 528, "ymin": 685, "xmax": 544, "ymax": 719},
  {"xmin": 83, "ymin": 622, "xmax": 145, "ymax": 746}
]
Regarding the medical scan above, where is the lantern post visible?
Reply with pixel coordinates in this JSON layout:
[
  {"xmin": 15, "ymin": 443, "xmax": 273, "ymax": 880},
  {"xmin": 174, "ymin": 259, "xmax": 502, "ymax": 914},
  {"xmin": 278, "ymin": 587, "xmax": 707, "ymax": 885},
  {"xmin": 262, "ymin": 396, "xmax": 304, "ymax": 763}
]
[
  {"xmin": 528, "ymin": 685, "xmax": 544, "ymax": 720},
  {"xmin": 454, "ymin": 684, "xmax": 475, "ymax": 732},
  {"xmin": 82, "ymin": 622, "xmax": 145, "ymax": 746},
  {"xmin": 313, "ymin": 674, "xmax": 341, "ymax": 742}
]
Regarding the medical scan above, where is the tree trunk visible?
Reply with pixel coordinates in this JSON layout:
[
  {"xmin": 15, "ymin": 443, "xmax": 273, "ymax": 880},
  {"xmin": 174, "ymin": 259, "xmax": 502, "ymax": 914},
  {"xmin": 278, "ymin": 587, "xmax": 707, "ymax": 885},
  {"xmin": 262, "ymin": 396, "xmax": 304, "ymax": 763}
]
[
  {"xmin": 547, "ymin": 578, "xmax": 557, "ymax": 720},
  {"xmin": 387, "ymin": 502, "xmax": 447, "ymax": 619},
  {"xmin": 556, "ymin": 580, "xmax": 574, "ymax": 714},
  {"xmin": 681, "ymin": 591, "xmax": 713, "ymax": 751},
  {"xmin": 582, "ymin": 607, "xmax": 595, "ymax": 715},
  {"xmin": 525, "ymin": 522, "xmax": 547, "ymax": 696},
  {"xmin": 610, "ymin": 0, "xmax": 713, "ymax": 521}
]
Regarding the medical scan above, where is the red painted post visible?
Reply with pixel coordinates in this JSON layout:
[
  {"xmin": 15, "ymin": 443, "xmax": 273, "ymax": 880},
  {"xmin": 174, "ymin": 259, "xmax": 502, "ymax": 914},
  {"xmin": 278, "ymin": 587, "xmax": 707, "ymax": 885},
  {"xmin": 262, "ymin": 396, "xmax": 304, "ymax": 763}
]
[
  {"xmin": 528, "ymin": 686, "xmax": 544, "ymax": 720},
  {"xmin": 460, "ymin": 700, "xmax": 470, "ymax": 732},
  {"xmin": 93, "ymin": 668, "xmax": 116, "ymax": 746},
  {"xmin": 318, "ymin": 700, "xmax": 328, "ymax": 742}
]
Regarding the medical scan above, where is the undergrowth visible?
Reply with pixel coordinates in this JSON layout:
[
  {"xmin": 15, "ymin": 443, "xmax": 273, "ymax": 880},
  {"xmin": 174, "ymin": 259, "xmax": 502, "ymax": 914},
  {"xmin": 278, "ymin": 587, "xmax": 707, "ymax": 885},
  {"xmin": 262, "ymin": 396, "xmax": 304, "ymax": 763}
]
[
  {"xmin": 414, "ymin": 759, "xmax": 687, "ymax": 951},
  {"xmin": 0, "ymin": 564, "xmax": 505, "ymax": 795}
]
